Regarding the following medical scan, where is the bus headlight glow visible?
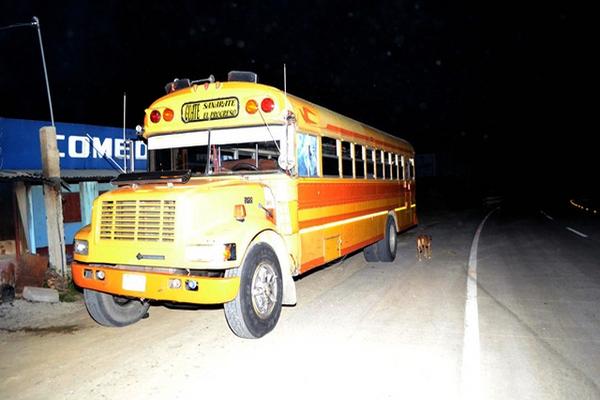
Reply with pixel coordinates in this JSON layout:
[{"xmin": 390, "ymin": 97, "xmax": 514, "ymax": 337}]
[
  {"xmin": 185, "ymin": 244, "xmax": 237, "ymax": 262},
  {"xmin": 185, "ymin": 244, "xmax": 222, "ymax": 262},
  {"xmin": 74, "ymin": 239, "xmax": 88, "ymax": 255}
]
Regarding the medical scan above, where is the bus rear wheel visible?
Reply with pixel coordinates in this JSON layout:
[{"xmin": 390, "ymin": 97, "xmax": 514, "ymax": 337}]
[
  {"xmin": 363, "ymin": 242, "xmax": 380, "ymax": 262},
  {"xmin": 83, "ymin": 289, "xmax": 149, "ymax": 327},
  {"xmin": 377, "ymin": 216, "xmax": 398, "ymax": 262},
  {"xmin": 224, "ymin": 242, "xmax": 283, "ymax": 339}
]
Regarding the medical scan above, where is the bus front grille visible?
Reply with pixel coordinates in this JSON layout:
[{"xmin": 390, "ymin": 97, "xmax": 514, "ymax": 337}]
[{"xmin": 99, "ymin": 200, "xmax": 176, "ymax": 242}]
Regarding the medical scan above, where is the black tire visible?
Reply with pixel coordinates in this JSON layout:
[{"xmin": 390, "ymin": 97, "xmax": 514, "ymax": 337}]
[
  {"xmin": 363, "ymin": 242, "xmax": 380, "ymax": 262},
  {"xmin": 83, "ymin": 289, "xmax": 149, "ymax": 327},
  {"xmin": 224, "ymin": 242, "xmax": 283, "ymax": 339},
  {"xmin": 376, "ymin": 216, "xmax": 398, "ymax": 262}
]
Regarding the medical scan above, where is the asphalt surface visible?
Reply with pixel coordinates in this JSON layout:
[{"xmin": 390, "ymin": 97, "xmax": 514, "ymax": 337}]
[{"xmin": 1, "ymin": 204, "xmax": 599, "ymax": 400}]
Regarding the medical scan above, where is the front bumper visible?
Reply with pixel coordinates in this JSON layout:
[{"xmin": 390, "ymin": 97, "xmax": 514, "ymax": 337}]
[{"xmin": 71, "ymin": 261, "xmax": 240, "ymax": 304}]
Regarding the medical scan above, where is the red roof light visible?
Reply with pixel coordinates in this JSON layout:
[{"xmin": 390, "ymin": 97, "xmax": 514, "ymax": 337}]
[
  {"xmin": 150, "ymin": 110, "xmax": 161, "ymax": 123},
  {"xmin": 261, "ymin": 98, "xmax": 275, "ymax": 113}
]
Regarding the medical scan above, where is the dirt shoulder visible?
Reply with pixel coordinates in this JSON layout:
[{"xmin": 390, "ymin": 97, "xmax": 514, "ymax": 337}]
[{"xmin": 0, "ymin": 297, "xmax": 88, "ymax": 333}]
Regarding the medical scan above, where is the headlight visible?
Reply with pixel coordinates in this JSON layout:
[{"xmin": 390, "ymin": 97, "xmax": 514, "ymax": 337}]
[
  {"xmin": 74, "ymin": 239, "xmax": 88, "ymax": 255},
  {"xmin": 185, "ymin": 244, "xmax": 221, "ymax": 262},
  {"xmin": 185, "ymin": 243, "xmax": 236, "ymax": 262}
]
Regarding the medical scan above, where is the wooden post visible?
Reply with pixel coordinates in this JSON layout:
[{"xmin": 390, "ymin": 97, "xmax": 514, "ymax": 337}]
[
  {"xmin": 40, "ymin": 126, "xmax": 67, "ymax": 276},
  {"xmin": 14, "ymin": 182, "xmax": 32, "ymax": 254}
]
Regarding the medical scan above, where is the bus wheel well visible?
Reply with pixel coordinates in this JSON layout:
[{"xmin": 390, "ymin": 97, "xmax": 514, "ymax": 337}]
[{"xmin": 248, "ymin": 230, "xmax": 297, "ymax": 306}]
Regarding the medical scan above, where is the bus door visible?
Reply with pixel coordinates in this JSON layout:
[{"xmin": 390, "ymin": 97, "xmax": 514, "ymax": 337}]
[
  {"xmin": 401, "ymin": 156, "xmax": 413, "ymax": 224},
  {"xmin": 406, "ymin": 157, "xmax": 416, "ymax": 223}
]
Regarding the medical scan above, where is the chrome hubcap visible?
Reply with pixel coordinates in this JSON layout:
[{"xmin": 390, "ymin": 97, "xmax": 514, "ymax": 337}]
[
  {"xmin": 388, "ymin": 223, "xmax": 396, "ymax": 252},
  {"xmin": 251, "ymin": 262, "xmax": 278, "ymax": 319}
]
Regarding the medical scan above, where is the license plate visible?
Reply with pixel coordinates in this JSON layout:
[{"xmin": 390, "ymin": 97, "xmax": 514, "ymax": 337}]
[{"xmin": 122, "ymin": 274, "xmax": 146, "ymax": 292}]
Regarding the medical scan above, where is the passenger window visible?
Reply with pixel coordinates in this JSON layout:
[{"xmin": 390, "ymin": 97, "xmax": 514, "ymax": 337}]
[
  {"xmin": 409, "ymin": 158, "xmax": 415, "ymax": 179},
  {"xmin": 366, "ymin": 148, "xmax": 375, "ymax": 179},
  {"xmin": 322, "ymin": 137, "xmax": 339, "ymax": 177},
  {"xmin": 388, "ymin": 153, "xmax": 396, "ymax": 180},
  {"xmin": 399, "ymin": 155, "xmax": 405, "ymax": 180},
  {"xmin": 354, "ymin": 144, "xmax": 365, "ymax": 178},
  {"xmin": 375, "ymin": 150, "xmax": 384, "ymax": 179},
  {"xmin": 341, "ymin": 141, "xmax": 353, "ymax": 178}
]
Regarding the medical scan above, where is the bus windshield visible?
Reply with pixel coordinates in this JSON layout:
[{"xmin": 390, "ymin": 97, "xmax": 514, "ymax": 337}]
[{"xmin": 150, "ymin": 140, "xmax": 281, "ymax": 175}]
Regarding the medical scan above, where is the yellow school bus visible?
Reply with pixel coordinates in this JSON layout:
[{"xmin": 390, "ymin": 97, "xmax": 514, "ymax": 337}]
[{"xmin": 72, "ymin": 71, "xmax": 417, "ymax": 338}]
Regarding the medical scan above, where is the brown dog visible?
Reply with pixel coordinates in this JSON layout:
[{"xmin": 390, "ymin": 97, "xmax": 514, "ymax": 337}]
[{"xmin": 417, "ymin": 234, "xmax": 432, "ymax": 261}]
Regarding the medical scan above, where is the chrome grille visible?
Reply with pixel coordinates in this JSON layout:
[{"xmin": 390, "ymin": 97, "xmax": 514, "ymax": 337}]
[{"xmin": 99, "ymin": 200, "xmax": 176, "ymax": 242}]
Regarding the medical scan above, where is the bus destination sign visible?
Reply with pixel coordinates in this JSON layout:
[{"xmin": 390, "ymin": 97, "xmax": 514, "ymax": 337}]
[{"xmin": 181, "ymin": 97, "xmax": 239, "ymax": 123}]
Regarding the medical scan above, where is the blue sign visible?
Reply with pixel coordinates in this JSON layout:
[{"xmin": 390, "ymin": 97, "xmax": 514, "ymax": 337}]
[{"xmin": 0, "ymin": 117, "xmax": 147, "ymax": 170}]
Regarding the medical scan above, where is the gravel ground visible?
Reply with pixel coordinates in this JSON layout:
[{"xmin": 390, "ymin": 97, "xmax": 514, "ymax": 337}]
[{"xmin": 0, "ymin": 297, "xmax": 86, "ymax": 332}]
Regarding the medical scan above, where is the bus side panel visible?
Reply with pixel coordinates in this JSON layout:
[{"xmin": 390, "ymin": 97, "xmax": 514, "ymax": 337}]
[{"xmin": 297, "ymin": 180, "xmax": 403, "ymax": 274}]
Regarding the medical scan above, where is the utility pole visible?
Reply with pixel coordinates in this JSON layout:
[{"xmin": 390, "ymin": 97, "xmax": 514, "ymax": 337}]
[
  {"xmin": 40, "ymin": 126, "xmax": 66, "ymax": 276},
  {"xmin": 2, "ymin": 17, "xmax": 65, "ymax": 275},
  {"xmin": 32, "ymin": 16, "xmax": 55, "ymax": 127}
]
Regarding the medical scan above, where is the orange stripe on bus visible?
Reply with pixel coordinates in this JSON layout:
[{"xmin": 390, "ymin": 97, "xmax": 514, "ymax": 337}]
[
  {"xmin": 343, "ymin": 235, "xmax": 383, "ymax": 255},
  {"xmin": 298, "ymin": 181, "xmax": 404, "ymax": 210},
  {"xmin": 300, "ymin": 256, "xmax": 325, "ymax": 273},
  {"xmin": 299, "ymin": 235, "xmax": 383, "ymax": 274},
  {"xmin": 298, "ymin": 205, "xmax": 393, "ymax": 229}
]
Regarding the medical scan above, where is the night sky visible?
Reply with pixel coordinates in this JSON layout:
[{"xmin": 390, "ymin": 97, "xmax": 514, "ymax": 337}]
[{"xmin": 1, "ymin": 1, "xmax": 591, "ymax": 203}]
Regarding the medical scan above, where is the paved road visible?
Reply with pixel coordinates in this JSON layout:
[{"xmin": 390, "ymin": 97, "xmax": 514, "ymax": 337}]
[
  {"xmin": 477, "ymin": 206, "xmax": 600, "ymax": 399},
  {"xmin": 1, "ymin": 206, "xmax": 598, "ymax": 400}
]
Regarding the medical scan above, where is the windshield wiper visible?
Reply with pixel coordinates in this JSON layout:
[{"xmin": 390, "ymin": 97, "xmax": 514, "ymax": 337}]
[{"xmin": 112, "ymin": 170, "xmax": 191, "ymax": 186}]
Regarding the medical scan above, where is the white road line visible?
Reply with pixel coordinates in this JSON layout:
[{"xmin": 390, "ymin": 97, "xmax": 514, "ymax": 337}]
[
  {"xmin": 566, "ymin": 227, "xmax": 588, "ymax": 238},
  {"xmin": 461, "ymin": 207, "xmax": 498, "ymax": 400},
  {"xmin": 540, "ymin": 210, "xmax": 590, "ymax": 239}
]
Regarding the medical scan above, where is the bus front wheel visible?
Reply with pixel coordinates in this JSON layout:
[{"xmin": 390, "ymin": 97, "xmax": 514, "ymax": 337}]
[
  {"xmin": 224, "ymin": 242, "xmax": 283, "ymax": 339},
  {"xmin": 83, "ymin": 289, "xmax": 149, "ymax": 327}
]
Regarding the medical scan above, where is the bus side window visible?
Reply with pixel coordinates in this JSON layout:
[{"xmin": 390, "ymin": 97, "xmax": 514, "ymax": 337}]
[
  {"xmin": 410, "ymin": 158, "xmax": 415, "ymax": 179},
  {"xmin": 400, "ymin": 155, "xmax": 405, "ymax": 180},
  {"xmin": 388, "ymin": 153, "xmax": 395, "ymax": 180},
  {"xmin": 354, "ymin": 144, "xmax": 365, "ymax": 178},
  {"xmin": 321, "ymin": 136, "xmax": 339, "ymax": 177},
  {"xmin": 366, "ymin": 148, "xmax": 375, "ymax": 179},
  {"xmin": 297, "ymin": 133, "xmax": 318, "ymax": 177},
  {"xmin": 375, "ymin": 150, "xmax": 384, "ymax": 179},
  {"xmin": 341, "ymin": 141, "xmax": 353, "ymax": 178},
  {"xmin": 392, "ymin": 154, "xmax": 399, "ymax": 180}
]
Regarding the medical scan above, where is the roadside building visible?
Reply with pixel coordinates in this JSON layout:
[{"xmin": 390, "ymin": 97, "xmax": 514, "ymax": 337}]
[{"xmin": 0, "ymin": 117, "xmax": 147, "ymax": 262}]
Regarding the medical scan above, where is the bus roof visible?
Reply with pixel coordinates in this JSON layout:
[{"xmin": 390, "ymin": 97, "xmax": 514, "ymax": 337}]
[{"xmin": 144, "ymin": 80, "xmax": 414, "ymax": 155}]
